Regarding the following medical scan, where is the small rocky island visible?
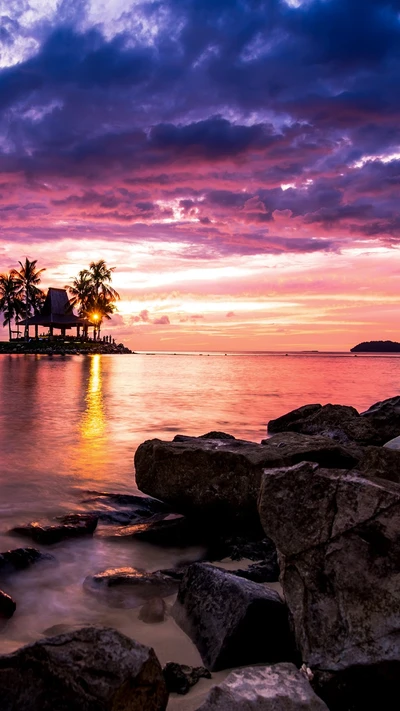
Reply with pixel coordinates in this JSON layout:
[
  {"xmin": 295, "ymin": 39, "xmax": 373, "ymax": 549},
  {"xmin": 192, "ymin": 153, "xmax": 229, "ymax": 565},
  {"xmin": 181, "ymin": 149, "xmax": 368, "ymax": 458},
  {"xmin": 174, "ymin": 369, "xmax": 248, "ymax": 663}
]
[
  {"xmin": 351, "ymin": 339, "xmax": 400, "ymax": 352},
  {"xmin": 1, "ymin": 396, "xmax": 400, "ymax": 709}
]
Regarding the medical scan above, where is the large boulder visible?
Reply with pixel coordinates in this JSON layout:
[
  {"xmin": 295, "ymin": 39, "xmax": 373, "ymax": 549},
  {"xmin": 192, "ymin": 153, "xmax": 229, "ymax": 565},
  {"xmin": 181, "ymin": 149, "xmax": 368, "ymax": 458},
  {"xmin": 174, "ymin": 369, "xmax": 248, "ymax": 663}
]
[
  {"xmin": 267, "ymin": 403, "xmax": 382, "ymax": 445},
  {"xmin": 258, "ymin": 462, "xmax": 400, "ymax": 679},
  {"xmin": 134, "ymin": 434, "xmax": 360, "ymax": 529},
  {"xmin": 0, "ymin": 626, "xmax": 168, "ymax": 711},
  {"xmin": 171, "ymin": 562, "xmax": 296, "ymax": 671},
  {"xmin": 361, "ymin": 395, "xmax": 400, "ymax": 443},
  {"xmin": 261, "ymin": 432, "xmax": 360, "ymax": 467},
  {"xmin": 194, "ymin": 664, "xmax": 328, "ymax": 710}
]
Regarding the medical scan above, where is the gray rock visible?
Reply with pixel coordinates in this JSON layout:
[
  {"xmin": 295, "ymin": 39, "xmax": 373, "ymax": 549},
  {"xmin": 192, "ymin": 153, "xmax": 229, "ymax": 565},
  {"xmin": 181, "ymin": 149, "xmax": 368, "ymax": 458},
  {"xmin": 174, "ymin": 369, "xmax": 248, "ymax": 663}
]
[
  {"xmin": 258, "ymin": 461, "xmax": 400, "ymax": 672},
  {"xmin": 0, "ymin": 590, "xmax": 16, "ymax": 618},
  {"xmin": 267, "ymin": 404, "xmax": 323, "ymax": 433},
  {"xmin": 84, "ymin": 567, "xmax": 178, "ymax": 608},
  {"xmin": 267, "ymin": 403, "xmax": 382, "ymax": 445},
  {"xmin": 163, "ymin": 662, "xmax": 211, "ymax": 694},
  {"xmin": 0, "ymin": 626, "xmax": 168, "ymax": 710},
  {"xmin": 134, "ymin": 434, "xmax": 360, "ymax": 529},
  {"xmin": 0, "ymin": 547, "xmax": 55, "ymax": 575},
  {"xmin": 194, "ymin": 664, "xmax": 328, "ymax": 710},
  {"xmin": 355, "ymin": 445, "xmax": 400, "ymax": 484},
  {"xmin": 139, "ymin": 597, "xmax": 167, "ymax": 623},
  {"xmin": 171, "ymin": 563, "xmax": 296, "ymax": 671},
  {"xmin": 261, "ymin": 432, "xmax": 360, "ymax": 468},
  {"xmin": 384, "ymin": 435, "xmax": 400, "ymax": 450},
  {"xmin": 174, "ymin": 432, "xmax": 236, "ymax": 442},
  {"xmin": 10, "ymin": 514, "xmax": 98, "ymax": 544},
  {"xmin": 361, "ymin": 395, "xmax": 400, "ymax": 442}
]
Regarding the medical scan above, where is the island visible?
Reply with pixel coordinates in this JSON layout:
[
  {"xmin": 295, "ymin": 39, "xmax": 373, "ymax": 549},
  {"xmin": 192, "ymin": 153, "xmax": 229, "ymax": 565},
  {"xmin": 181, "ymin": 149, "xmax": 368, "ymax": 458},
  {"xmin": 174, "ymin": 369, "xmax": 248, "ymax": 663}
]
[{"xmin": 350, "ymin": 340, "xmax": 400, "ymax": 353}]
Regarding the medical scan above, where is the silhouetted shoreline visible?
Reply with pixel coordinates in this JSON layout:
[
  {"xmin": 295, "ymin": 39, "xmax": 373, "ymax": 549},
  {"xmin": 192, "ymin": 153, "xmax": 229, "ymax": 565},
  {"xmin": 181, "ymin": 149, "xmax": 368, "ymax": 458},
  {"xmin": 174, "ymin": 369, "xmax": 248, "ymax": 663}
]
[{"xmin": 351, "ymin": 340, "xmax": 400, "ymax": 352}]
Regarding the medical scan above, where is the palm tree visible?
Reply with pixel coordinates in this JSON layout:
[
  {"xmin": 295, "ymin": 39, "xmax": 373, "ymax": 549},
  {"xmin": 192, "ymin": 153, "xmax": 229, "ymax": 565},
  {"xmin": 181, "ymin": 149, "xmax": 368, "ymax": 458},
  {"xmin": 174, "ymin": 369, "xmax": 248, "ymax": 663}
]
[
  {"xmin": 12, "ymin": 259, "xmax": 45, "ymax": 341},
  {"xmin": 67, "ymin": 260, "xmax": 120, "ymax": 340},
  {"xmin": 0, "ymin": 273, "xmax": 24, "ymax": 341}
]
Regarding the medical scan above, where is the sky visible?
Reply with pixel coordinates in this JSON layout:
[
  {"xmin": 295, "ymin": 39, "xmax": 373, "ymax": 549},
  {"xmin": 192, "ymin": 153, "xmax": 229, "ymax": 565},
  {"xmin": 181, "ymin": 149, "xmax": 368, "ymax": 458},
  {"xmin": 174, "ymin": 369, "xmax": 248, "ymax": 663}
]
[{"xmin": 1, "ymin": 0, "xmax": 400, "ymax": 351}]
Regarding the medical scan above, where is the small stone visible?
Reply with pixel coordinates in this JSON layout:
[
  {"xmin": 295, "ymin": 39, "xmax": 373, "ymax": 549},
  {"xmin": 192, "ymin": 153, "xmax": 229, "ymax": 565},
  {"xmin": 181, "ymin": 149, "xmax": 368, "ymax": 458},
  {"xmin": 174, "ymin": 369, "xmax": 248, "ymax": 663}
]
[
  {"xmin": 139, "ymin": 598, "xmax": 167, "ymax": 624},
  {"xmin": 163, "ymin": 662, "xmax": 211, "ymax": 695}
]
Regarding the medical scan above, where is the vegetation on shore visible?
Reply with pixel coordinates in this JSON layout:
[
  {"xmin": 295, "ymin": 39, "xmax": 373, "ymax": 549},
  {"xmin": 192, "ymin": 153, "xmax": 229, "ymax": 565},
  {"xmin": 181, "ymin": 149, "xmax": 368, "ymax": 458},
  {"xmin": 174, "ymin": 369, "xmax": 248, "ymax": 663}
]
[
  {"xmin": 351, "ymin": 340, "xmax": 400, "ymax": 352},
  {"xmin": 0, "ymin": 258, "xmax": 120, "ymax": 342}
]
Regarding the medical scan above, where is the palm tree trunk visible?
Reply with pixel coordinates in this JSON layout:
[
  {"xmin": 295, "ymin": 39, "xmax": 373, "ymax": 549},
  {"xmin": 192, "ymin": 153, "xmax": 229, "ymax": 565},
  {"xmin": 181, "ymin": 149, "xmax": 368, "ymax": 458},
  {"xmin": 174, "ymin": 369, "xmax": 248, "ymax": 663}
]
[
  {"xmin": 8, "ymin": 320, "xmax": 12, "ymax": 342},
  {"xmin": 24, "ymin": 288, "xmax": 29, "ymax": 341}
]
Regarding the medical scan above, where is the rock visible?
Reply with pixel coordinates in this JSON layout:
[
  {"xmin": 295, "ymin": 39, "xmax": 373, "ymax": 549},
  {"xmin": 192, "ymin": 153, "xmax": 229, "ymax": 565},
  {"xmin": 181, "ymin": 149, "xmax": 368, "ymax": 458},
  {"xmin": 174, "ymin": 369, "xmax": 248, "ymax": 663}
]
[
  {"xmin": 95, "ymin": 515, "xmax": 196, "ymax": 546},
  {"xmin": 355, "ymin": 445, "xmax": 400, "ymax": 484},
  {"xmin": 0, "ymin": 590, "xmax": 16, "ymax": 618},
  {"xmin": 10, "ymin": 514, "xmax": 98, "ymax": 544},
  {"xmin": 0, "ymin": 547, "xmax": 55, "ymax": 575},
  {"xmin": 267, "ymin": 404, "xmax": 323, "ymax": 433},
  {"xmin": 174, "ymin": 432, "xmax": 236, "ymax": 442},
  {"xmin": 384, "ymin": 435, "xmax": 400, "ymax": 450},
  {"xmin": 139, "ymin": 598, "xmax": 167, "ymax": 623},
  {"xmin": 261, "ymin": 431, "xmax": 361, "ymax": 467},
  {"xmin": 194, "ymin": 664, "xmax": 328, "ymax": 710},
  {"xmin": 163, "ymin": 662, "xmax": 211, "ymax": 695},
  {"xmin": 135, "ymin": 434, "xmax": 360, "ymax": 530},
  {"xmin": 0, "ymin": 626, "xmax": 168, "ymax": 710},
  {"xmin": 82, "ymin": 491, "xmax": 172, "ymax": 523},
  {"xmin": 84, "ymin": 567, "xmax": 178, "ymax": 608},
  {"xmin": 171, "ymin": 563, "xmax": 296, "ymax": 671},
  {"xmin": 227, "ymin": 559, "xmax": 280, "ymax": 584},
  {"xmin": 267, "ymin": 403, "xmax": 382, "ymax": 445},
  {"xmin": 258, "ymin": 461, "xmax": 400, "ymax": 674},
  {"xmin": 361, "ymin": 395, "xmax": 400, "ymax": 443}
]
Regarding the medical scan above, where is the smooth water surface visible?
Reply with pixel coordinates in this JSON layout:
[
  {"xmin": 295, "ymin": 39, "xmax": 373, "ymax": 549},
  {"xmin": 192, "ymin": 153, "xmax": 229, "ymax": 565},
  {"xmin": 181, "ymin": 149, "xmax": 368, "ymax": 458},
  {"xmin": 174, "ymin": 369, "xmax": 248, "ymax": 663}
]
[{"xmin": 0, "ymin": 352, "xmax": 399, "ymax": 660}]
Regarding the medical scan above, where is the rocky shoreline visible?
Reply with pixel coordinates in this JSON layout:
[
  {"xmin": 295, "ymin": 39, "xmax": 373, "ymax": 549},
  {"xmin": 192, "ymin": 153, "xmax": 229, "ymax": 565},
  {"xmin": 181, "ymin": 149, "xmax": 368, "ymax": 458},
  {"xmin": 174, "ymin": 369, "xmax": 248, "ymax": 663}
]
[
  {"xmin": 1, "ymin": 395, "xmax": 400, "ymax": 709},
  {"xmin": 0, "ymin": 340, "xmax": 132, "ymax": 355}
]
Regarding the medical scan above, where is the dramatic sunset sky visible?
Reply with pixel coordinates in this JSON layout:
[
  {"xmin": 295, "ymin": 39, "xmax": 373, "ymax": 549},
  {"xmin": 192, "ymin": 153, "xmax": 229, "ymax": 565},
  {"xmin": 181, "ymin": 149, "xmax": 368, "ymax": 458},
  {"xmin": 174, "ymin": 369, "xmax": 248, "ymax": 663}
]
[{"xmin": 1, "ymin": 0, "xmax": 400, "ymax": 350}]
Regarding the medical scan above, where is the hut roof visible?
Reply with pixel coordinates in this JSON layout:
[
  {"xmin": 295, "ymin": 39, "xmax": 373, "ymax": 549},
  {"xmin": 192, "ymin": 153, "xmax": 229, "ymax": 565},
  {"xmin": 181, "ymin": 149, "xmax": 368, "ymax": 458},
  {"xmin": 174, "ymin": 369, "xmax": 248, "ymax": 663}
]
[{"xmin": 20, "ymin": 288, "xmax": 88, "ymax": 328}]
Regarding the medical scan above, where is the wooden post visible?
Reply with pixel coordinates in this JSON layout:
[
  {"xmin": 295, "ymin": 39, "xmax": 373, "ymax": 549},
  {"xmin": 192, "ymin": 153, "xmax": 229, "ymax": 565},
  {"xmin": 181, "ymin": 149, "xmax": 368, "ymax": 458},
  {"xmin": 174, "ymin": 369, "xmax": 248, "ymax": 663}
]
[{"xmin": 35, "ymin": 325, "xmax": 38, "ymax": 340}]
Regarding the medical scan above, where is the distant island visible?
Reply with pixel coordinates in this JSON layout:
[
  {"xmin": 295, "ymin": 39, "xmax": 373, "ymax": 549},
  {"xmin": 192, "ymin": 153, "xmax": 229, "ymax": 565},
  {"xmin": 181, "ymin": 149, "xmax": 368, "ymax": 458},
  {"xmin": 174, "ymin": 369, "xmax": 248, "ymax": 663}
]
[{"xmin": 351, "ymin": 340, "xmax": 400, "ymax": 353}]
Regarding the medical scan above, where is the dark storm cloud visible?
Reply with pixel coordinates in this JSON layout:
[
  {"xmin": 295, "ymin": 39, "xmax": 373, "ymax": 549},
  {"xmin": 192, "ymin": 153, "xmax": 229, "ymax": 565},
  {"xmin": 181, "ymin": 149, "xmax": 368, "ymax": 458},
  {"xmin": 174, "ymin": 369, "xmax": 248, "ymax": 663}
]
[{"xmin": 1, "ymin": 0, "xmax": 400, "ymax": 253}]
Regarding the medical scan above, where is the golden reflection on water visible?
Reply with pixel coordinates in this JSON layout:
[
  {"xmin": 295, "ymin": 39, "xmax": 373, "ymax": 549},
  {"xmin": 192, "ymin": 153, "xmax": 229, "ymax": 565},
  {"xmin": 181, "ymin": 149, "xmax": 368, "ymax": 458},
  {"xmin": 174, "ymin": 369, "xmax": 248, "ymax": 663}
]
[{"xmin": 80, "ymin": 354, "xmax": 106, "ymax": 442}]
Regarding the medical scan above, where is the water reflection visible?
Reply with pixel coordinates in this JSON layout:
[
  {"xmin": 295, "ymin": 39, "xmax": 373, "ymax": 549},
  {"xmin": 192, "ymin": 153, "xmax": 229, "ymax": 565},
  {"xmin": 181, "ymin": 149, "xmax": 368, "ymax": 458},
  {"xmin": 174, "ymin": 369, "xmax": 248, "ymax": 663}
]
[{"xmin": 80, "ymin": 355, "xmax": 105, "ymax": 441}]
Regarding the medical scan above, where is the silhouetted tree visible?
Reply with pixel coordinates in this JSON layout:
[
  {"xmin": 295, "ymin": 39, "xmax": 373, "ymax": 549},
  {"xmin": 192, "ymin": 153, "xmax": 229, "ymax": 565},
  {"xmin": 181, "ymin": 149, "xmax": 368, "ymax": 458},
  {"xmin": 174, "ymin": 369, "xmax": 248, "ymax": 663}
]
[
  {"xmin": 12, "ymin": 259, "xmax": 45, "ymax": 341},
  {"xmin": 0, "ymin": 273, "xmax": 24, "ymax": 341}
]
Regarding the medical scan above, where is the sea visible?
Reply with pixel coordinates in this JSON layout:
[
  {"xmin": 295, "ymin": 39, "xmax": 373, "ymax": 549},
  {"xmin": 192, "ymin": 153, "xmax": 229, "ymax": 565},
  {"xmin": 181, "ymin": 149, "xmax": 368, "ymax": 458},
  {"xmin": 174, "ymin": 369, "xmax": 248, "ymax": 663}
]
[{"xmin": 0, "ymin": 351, "xmax": 399, "ymax": 678}]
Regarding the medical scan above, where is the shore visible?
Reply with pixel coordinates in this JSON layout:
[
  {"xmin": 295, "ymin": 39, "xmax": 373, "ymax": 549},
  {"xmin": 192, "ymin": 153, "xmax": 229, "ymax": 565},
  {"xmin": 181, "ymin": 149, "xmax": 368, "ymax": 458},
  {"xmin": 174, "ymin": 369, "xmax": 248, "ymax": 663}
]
[{"xmin": 0, "ymin": 340, "xmax": 132, "ymax": 355}]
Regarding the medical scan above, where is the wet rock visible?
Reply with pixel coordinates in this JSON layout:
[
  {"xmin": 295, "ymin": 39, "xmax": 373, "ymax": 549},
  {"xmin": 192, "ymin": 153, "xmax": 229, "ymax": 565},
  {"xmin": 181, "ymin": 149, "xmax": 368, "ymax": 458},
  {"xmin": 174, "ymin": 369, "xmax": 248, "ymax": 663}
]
[
  {"xmin": 0, "ymin": 547, "xmax": 55, "ymax": 575},
  {"xmin": 95, "ymin": 515, "xmax": 196, "ymax": 546},
  {"xmin": 355, "ymin": 445, "xmax": 400, "ymax": 484},
  {"xmin": 258, "ymin": 461, "xmax": 400, "ymax": 673},
  {"xmin": 174, "ymin": 432, "xmax": 236, "ymax": 442},
  {"xmin": 135, "ymin": 434, "xmax": 360, "ymax": 530},
  {"xmin": 361, "ymin": 395, "xmax": 400, "ymax": 443},
  {"xmin": 139, "ymin": 598, "xmax": 167, "ymax": 624},
  {"xmin": 0, "ymin": 626, "xmax": 168, "ymax": 710},
  {"xmin": 384, "ymin": 435, "xmax": 400, "ymax": 450},
  {"xmin": 267, "ymin": 403, "xmax": 382, "ymax": 445},
  {"xmin": 171, "ymin": 563, "xmax": 296, "ymax": 671},
  {"xmin": 10, "ymin": 514, "xmax": 98, "ymax": 544},
  {"xmin": 195, "ymin": 664, "xmax": 328, "ymax": 710},
  {"xmin": 84, "ymin": 567, "xmax": 178, "ymax": 608},
  {"xmin": 82, "ymin": 491, "xmax": 172, "ymax": 520},
  {"xmin": 267, "ymin": 404, "xmax": 323, "ymax": 433},
  {"xmin": 0, "ymin": 590, "xmax": 16, "ymax": 618},
  {"xmin": 163, "ymin": 662, "xmax": 211, "ymax": 695}
]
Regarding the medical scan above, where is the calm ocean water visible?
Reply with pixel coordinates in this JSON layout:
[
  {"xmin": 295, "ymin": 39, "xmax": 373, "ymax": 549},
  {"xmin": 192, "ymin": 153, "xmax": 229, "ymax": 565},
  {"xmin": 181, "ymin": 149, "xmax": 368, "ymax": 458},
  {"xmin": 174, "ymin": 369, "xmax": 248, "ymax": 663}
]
[{"xmin": 0, "ymin": 352, "xmax": 399, "ymax": 663}]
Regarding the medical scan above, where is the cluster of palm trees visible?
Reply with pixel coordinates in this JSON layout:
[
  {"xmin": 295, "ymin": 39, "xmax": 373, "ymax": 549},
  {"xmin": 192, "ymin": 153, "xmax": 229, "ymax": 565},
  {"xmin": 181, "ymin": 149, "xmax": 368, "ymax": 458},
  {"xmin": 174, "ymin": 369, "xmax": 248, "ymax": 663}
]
[
  {"xmin": 66, "ymin": 261, "xmax": 120, "ymax": 340},
  {"xmin": 0, "ymin": 258, "xmax": 119, "ymax": 341}
]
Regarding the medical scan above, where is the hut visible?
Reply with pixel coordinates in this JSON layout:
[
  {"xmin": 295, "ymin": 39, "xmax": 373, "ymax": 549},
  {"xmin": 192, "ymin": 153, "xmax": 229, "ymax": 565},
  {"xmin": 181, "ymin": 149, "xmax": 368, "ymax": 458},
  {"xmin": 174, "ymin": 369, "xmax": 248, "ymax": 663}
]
[{"xmin": 19, "ymin": 288, "xmax": 90, "ymax": 340}]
